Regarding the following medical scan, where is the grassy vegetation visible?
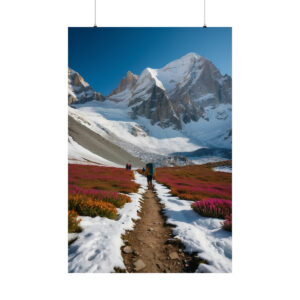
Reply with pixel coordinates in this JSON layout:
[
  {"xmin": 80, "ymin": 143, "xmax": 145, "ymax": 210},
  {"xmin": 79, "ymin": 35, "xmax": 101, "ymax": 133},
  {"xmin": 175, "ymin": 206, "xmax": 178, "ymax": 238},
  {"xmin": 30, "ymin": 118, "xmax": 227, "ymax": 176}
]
[
  {"xmin": 155, "ymin": 162, "xmax": 232, "ymax": 201},
  {"xmin": 69, "ymin": 185, "xmax": 131, "ymax": 208},
  {"xmin": 68, "ymin": 210, "xmax": 82, "ymax": 233},
  {"xmin": 68, "ymin": 164, "xmax": 139, "ymax": 232},
  {"xmin": 69, "ymin": 194, "xmax": 117, "ymax": 219}
]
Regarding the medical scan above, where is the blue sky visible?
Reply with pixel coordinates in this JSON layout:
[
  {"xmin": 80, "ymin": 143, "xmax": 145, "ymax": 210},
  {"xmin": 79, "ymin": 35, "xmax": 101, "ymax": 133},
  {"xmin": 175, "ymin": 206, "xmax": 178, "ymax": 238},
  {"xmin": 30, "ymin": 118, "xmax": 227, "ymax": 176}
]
[{"xmin": 68, "ymin": 27, "xmax": 231, "ymax": 96}]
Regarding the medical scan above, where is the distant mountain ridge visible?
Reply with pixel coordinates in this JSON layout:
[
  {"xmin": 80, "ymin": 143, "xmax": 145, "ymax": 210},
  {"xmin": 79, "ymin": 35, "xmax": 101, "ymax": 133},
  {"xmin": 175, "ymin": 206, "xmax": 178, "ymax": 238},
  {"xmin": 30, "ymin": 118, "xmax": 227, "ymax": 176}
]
[{"xmin": 68, "ymin": 53, "xmax": 232, "ymax": 147}]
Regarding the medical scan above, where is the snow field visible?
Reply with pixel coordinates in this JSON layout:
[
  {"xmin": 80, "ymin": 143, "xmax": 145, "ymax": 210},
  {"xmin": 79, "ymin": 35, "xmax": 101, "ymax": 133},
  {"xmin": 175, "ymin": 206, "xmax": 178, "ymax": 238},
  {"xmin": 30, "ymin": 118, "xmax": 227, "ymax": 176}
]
[{"xmin": 69, "ymin": 105, "xmax": 200, "ymax": 157}]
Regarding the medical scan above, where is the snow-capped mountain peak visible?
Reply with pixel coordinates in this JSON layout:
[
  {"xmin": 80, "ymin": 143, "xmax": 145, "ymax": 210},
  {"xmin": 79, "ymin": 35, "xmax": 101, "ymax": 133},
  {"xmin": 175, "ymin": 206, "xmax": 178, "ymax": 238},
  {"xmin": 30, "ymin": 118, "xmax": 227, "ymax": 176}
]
[
  {"xmin": 68, "ymin": 68, "xmax": 105, "ymax": 104},
  {"xmin": 69, "ymin": 53, "xmax": 231, "ymax": 145},
  {"xmin": 133, "ymin": 68, "xmax": 165, "ymax": 94},
  {"xmin": 162, "ymin": 52, "xmax": 203, "ymax": 69}
]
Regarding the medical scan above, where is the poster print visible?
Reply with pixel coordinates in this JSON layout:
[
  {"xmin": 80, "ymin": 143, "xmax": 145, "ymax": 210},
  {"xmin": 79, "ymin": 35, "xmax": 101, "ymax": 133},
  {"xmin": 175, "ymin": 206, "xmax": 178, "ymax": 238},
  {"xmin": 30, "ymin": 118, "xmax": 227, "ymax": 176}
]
[{"xmin": 68, "ymin": 27, "xmax": 232, "ymax": 273}]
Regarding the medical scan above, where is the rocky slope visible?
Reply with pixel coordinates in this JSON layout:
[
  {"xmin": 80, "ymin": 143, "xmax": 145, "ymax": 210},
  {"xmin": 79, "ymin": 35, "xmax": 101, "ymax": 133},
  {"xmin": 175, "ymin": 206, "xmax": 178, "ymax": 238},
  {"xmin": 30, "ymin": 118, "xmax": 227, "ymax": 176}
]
[
  {"xmin": 108, "ymin": 71, "xmax": 138, "ymax": 101},
  {"xmin": 68, "ymin": 68, "xmax": 105, "ymax": 105}
]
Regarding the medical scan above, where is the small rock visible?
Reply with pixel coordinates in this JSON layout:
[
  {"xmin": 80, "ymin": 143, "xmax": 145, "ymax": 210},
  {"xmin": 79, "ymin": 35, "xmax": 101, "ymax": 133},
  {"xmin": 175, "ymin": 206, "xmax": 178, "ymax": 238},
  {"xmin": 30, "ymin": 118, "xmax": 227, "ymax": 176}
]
[
  {"xmin": 148, "ymin": 227, "xmax": 153, "ymax": 232},
  {"xmin": 185, "ymin": 264, "xmax": 189, "ymax": 267},
  {"xmin": 134, "ymin": 259, "xmax": 146, "ymax": 271},
  {"xmin": 123, "ymin": 246, "xmax": 133, "ymax": 254},
  {"xmin": 133, "ymin": 250, "xmax": 139, "ymax": 256},
  {"xmin": 169, "ymin": 252, "xmax": 180, "ymax": 260},
  {"xmin": 166, "ymin": 238, "xmax": 182, "ymax": 246},
  {"xmin": 123, "ymin": 240, "xmax": 129, "ymax": 244},
  {"xmin": 179, "ymin": 249, "xmax": 183, "ymax": 253},
  {"xmin": 156, "ymin": 263, "xmax": 161, "ymax": 269}
]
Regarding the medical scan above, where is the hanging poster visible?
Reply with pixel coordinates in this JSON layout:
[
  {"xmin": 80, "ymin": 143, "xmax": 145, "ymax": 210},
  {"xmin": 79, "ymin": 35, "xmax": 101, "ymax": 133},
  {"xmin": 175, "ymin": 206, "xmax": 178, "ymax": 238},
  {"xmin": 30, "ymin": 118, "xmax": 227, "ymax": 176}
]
[{"xmin": 68, "ymin": 27, "xmax": 232, "ymax": 273}]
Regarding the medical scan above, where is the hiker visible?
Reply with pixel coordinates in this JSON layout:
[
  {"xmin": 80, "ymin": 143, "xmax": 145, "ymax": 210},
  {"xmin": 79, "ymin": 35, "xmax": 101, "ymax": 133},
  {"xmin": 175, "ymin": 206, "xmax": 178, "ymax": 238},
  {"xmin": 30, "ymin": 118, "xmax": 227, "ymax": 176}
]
[
  {"xmin": 145, "ymin": 163, "xmax": 155, "ymax": 189},
  {"xmin": 142, "ymin": 167, "xmax": 145, "ymax": 173},
  {"xmin": 125, "ymin": 163, "xmax": 129, "ymax": 170},
  {"xmin": 129, "ymin": 163, "xmax": 132, "ymax": 170}
]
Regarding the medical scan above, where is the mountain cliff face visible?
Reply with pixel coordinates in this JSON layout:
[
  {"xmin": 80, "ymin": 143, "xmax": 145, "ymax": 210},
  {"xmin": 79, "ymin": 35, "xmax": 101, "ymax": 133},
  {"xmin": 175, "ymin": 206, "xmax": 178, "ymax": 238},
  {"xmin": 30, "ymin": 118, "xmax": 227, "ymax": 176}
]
[
  {"xmin": 108, "ymin": 71, "xmax": 138, "ymax": 101},
  {"xmin": 106, "ymin": 53, "xmax": 231, "ymax": 130},
  {"xmin": 130, "ymin": 84, "xmax": 182, "ymax": 129},
  {"xmin": 68, "ymin": 68, "xmax": 105, "ymax": 104}
]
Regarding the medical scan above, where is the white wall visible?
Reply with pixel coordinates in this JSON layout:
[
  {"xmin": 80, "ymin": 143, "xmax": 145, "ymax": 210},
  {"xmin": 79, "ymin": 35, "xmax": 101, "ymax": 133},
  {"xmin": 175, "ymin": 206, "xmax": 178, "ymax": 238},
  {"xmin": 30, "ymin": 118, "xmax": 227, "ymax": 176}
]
[{"xmin": 0, "ymin": 0, "xmax": 299, "ymax": 299}]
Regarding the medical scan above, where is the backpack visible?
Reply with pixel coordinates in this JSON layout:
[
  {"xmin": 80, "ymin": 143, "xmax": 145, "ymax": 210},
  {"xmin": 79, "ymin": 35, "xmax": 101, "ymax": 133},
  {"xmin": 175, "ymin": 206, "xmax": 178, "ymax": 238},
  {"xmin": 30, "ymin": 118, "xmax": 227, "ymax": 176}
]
[{"xmin": 146, "ymin": 163, "xmax": 155, "ymax": 176}]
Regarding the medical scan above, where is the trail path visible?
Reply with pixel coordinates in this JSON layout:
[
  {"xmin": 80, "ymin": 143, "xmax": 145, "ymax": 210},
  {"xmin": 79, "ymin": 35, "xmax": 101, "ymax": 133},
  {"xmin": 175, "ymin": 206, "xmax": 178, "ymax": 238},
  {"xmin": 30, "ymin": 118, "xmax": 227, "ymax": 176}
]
[{"xmin": 121, "ymin": 188, "xmax": 200, "ymax": 273}]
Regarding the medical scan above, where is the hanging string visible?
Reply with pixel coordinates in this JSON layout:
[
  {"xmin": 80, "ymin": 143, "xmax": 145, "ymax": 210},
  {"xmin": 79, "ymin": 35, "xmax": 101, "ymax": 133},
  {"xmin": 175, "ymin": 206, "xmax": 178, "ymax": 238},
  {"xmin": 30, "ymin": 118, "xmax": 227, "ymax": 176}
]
[
  {"xmin": 203, "ymin": 0, "xmax": 207, "ymax": 28},
  {"xmin": 94, "ymin": 0, "xmax": 97, "ymax": 28},
  {"xmin": 93, "ymin": 0, "xmax": 205, "ymax": 28}
]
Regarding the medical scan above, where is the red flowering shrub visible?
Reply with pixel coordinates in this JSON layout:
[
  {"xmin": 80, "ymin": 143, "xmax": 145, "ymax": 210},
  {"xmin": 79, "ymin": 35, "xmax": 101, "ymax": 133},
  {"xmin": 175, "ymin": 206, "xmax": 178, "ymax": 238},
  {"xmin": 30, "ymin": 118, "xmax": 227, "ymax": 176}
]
[
  {"xmin": 191, "ymin": 198, "xmax": 232, "ymax": 219},
  {"xmin": 155, "ymin": 164, "xmax": 231, "ymax": 201},
  {"xmin": 68, "ymin": 164, "xmax": 139, "ymax": 220},
  {"xmin": 69, "ymin": 164, "xmax": 139, "ymax": 193}
]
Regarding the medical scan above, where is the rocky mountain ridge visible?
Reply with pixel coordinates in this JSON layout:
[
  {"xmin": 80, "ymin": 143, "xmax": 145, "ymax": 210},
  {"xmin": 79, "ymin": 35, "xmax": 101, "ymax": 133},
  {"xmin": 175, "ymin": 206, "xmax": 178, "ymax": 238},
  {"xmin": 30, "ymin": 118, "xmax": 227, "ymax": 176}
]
[
  {"xmin": 68, "ymin": 53, "xmax": 231, "ymax": 133},
  {"xmin": 68, "ymin": 68, "xmax": 105, "ymax": 105},
  {"xmin": 105, "ymin": 53, "xmax": 232, "ymax": 130}
]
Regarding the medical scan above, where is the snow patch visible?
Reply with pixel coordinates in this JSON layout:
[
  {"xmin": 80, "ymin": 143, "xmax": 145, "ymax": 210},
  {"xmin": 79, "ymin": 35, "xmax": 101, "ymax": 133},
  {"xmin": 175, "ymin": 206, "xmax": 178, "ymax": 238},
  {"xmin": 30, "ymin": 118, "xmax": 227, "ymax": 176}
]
[
  {"xmin": 213, "ymin": 166, "xmax": 232, "ymax": 173},
  {"xmin": 190, "ymin": 156, "xmax": 229, "ymax": 165}
]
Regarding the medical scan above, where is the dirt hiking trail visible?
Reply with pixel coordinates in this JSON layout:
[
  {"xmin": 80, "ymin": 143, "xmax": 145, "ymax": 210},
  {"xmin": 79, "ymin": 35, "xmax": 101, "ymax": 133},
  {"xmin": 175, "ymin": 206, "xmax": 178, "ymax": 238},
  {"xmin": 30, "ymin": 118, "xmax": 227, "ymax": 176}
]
[{"xmin": 121, "ymin": 188, "xmax": 201, "ymax": 273}]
